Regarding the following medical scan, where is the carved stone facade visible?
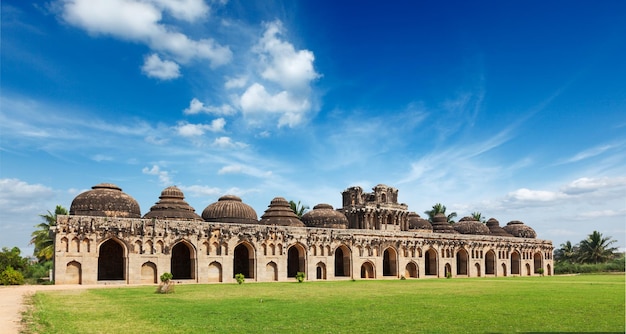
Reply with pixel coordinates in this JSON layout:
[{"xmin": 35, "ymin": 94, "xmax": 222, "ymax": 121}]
[{"xmin": 52, "ymin": 184, "xmax": 554, "ymax": 284}]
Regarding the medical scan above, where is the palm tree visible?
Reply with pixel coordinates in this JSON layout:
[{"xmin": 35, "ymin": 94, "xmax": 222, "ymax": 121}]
[
  {"xmin": 289, "ymin": 200, "xmax": 309, "ymax": 219},
  {"xmin": 31, "ymin": 205, "xmax": 67, "ymax": 263},
  {"xmin": 554, "ymin": 240, "xmax": 578, "ymax": 263},
  {"xmin": 577, "ymin": 231, "xmax": 618, "ymax": 264},
  {"xmin": 424, "ymin": 203, "xmax": 457, "ymax": 224},
  {"xmin": 471, "ymin": 212, "xmax": 486, "ymax": 223}
]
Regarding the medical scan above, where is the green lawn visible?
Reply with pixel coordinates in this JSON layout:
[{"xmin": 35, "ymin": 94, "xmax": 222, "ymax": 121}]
[{"xmin": 24, "ymin": 274, "xmax": 625, "ymax": 333}]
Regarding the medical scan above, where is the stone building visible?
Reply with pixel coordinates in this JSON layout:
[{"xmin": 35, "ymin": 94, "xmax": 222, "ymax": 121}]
[{"xmin": 52, "ymin": 183, "xmax": 554, "ymax": 284}]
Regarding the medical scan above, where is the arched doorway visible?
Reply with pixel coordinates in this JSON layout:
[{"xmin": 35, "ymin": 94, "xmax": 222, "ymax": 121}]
[
  {"xmin": 444, "ymin": 263, "xmax": 452, "ymax": 277},
  {"xmin": 234, "ymin": 243, "xmax": 255, "ymax": 278},
  {"xmin": 141, "ymin": 262, "xmax": 157, "ymax": 284},
  {"xmin": 474, "ymin": 263, "xmax": 481, "ymax": 277},
  {"xmin": 526, "ymin": 263, "xmax": 531, "ymax": 276},
  {"xmin": 547, "ymin": 263, "xmax": 552, "ymax": 276},
  {"xmin": 425, "ymin": 248, "xmax": 438, "ymax": 276},
  {"xmin": 456, "ymin": 249, "xmax": 469, "ymax": 275},
  {"xmin": 316, "ymin": 262, "xmax": 326, "ymax": 280},
  {"xmin": 361, "ymin": 261, "xmax": 375, "ymax": 278},
  {"xmin": 334, "ymin": 245, "xmax": 351, "ymax": 277},
  {"xmin": 66, "ymin": 261, "xmax": 82, "ymax": 284},
  {"xmin": 208, "ymin": 262, "xmax": 222, "ymax": 282},
  {"xmin": 405, "ymin": 262, "xmax": 418, "ymax": 278},
  {"xmin": 171, "ymin": 242, "xmax": 195, "ymax": 279},
  {"xmin": 287, "ymin": 244, "xmax": 306, "ymax": 278},
  {"xmin": 383, "ymin": 247, "xmax": 398, "ymax": 277},
  {"xmin": 501, "ymin": 263, "xmax": 507, "ymax": 277},
  {"xmin": 511, "ymin": 251, "xmax": 521, "ymax": 275},
  {"xmin": 266, "ymin": 262, "xmax": 278, "ymax": 281},
  {"xmin": 533, "ymin": 252, "xmax": 543, "ymax": 274},
  {"xmin": 98, "ymin": 239, "xmax": 125, "ymax": 281},
  {"xmin": 485, "ymin": 250, "xmax": 496, "ymax": 275}
]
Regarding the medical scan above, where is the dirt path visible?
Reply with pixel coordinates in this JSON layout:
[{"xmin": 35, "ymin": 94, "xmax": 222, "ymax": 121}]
[{"xmin": 0, "ymin": 284, "xmax": 117, "ymax": 334}]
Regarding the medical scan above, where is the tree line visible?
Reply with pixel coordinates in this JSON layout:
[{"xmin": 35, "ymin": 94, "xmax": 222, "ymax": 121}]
[{"xmin": 554, "ymin": 231, "xmax": 624, "ymax": 274}]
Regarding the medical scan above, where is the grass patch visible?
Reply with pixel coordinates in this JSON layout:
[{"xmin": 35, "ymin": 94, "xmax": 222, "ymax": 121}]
[{"xmin": 23, "ymin": 274, "xmax": 625, "ymax": 333}]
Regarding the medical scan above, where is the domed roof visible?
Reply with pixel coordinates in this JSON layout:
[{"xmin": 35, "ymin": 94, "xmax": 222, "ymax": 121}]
[
  {"xmin": 408, "ymin": 212, "xmax": 432, "ymax": 232},
  {"xmin": 70, "ymin": 183, "xmax": 141, "ymax": 218},
  {"xmin": 202, "ymin": 195, "xmax": 258, "ymax": 224},
  {"xmin": 143, "ymin": 186, "xmax": 202, "ymax": 221},
  {"xmin": 301, "ymin": 204, "xmax": 348, "ymax": 229},
  {"xmin": 453, "ymin": 217, "xmax": 490, "ymax": 235},
  {"xmin": 503, "ymin": 220, "xmax": 537, "ymax": 238},
  {"xmin": 259, "ymin": 197, "xmax": 305, "ymax": 227},
  {"xmin": 485, "ymin": 218, "xmax": 514, "ymax": 237},
  {"xmin": 430, "ymin": 213, "xmax": 458, "ymax": 234}
]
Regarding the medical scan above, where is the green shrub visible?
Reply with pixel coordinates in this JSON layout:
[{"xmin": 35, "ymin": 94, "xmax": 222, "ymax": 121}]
[
  {"xmin": 157, "ymin": 272, "xmax": 174, "ymax": 294},
  {"xmin": 295, "ymin": 272, "xmax": 305, "ymax": 283},
  {"xmin": 235, "ymin": 273, "xmax": 245, "ymax": 284},
  {"xmin": 1, "ymin": 266, "xmax": 25, "ymax": 285},
  {"xmin": 160, "ymin": 272, "xmax": 173, "ymax": 283}
]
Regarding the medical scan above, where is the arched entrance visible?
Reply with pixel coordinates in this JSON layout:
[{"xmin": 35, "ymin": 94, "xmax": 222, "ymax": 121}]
[
  {"xmin": 141, "ymin": 262, "xmax": 157, "ymax": 284},
  {"xmin": 425, "ymin": 248, "xmax": 438, "ymax": 276},
  {"xmin": 526, "ymin": 263, "xmax": 531, "ymax": 276},
  {"xmin": 501, "ymin": 263, "xmax": 507, "ymax": 277},
  {"xmin": 511, "ymin": 251, "xmax": 521, "ymax": 275},
  {"xmin": 316, "ymin": 262, "xmax": 326, "ymax": 280},
  {"xmin": 405, "ymin": 262, "xmax": 418, "ymax": 278},
  {"xmin": 98, "ymin": 239, "xmax": 125, "ymax": 281},
  {"xmin": 334, "ymin": 245, "xmax": 351, "ymax": 277},
  {"xmin": 383, "ymin": 247, "xmax": 398, "ymax": 277},
  {"xmin": 208, "ymin": 262, "xmax": 222, "ymax": 282},
  {"xmin": 66, "ymin": 261, "xmax": 82, "ymax": 284},
  {"xmin": 485, "ymin": 250, "xmax": 496, "ymax": 275},
  {"xmin": 266, "ymin": 262, "xmax": 278, "ymax": 281},
  {"xmin": 444, "ymin": 263, "xmax": 452, "ymax": 277},
  {"xmin": 533, "ymin": 252, "xmax": 543, "ymax": 274},
  {"xmin": 361, "ymin": 261, "xmax": 375, "ymax": 278},
  {"xmin": 474, "ymin": 263, "xmax": 481, "ymax": 277},
  {"xmin": 547, "ymin": 263, "xmax": 552, "ymax": 276},
  {"xmin": 234, "ymin": 242, "xmax": 255, "ymax": 278},
  {"xmin": 456, "ymin": 249, "xmax": 469, "ymax": 275},
  {"xmin": 287, "ymin": 244, "xmax": 306, "ymax": 278},
  {"xmin": 171, "ymin": 242, "xmax": 195, "ymax": 279}
]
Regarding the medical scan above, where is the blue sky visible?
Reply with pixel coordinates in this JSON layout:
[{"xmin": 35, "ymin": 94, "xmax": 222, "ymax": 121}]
[{"xmin": 2, "ymin": 0, "xmax": 625, "ymax": 256}]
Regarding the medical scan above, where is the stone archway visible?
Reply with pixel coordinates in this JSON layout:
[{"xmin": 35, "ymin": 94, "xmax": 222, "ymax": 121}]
[
  {"xmin": 425, "ymin": 248, "xmax": 438, "ymax": 276},
  {"xmin": 171, "ymin": 241, "xmax": 195, "ymax": 279},
  {"xmin": 444, "ymin": 263, "xmax": 452, "ymax": 277},
  {"xmin": 526, "ymin": 263, "xmax": 531, "ymax": 276},
  {"xmin": 98, "ymin": 239, "xmax": 125, "ymax": 281},
  {"xmin": 501, "ymin": 263, "xmax": 507, "ymax": 277},
  {"xmin": 533, "ymin": 252, "xmax": 543, "ymax": 274},
  {"xmin": 485, "ymin": 250, "xmax": 496, "ymax": 275},
  {"xmin": 266, "ymin": 262, "xmax": 278, "ymax": 281},
  {"xmin": 316, "ymin": 262, "xmax": 326, "ymax": 280},
  {"xmin": 361, "ymin": 261, "xmax": 375, "ymax": 278},
  {"xmin": 334, "ymin": 245, "xmax": 351, "ymax": 277},
  {"xmin": 405, "ymin": 262, "xmax": 418, "ymax": 278},
  {"xmin": 475, "ymin": 263, "xmax": 481, "ymax": 277},
  {"xmin": 287, "ymin": 244, "xmax": 306, "ymax": 278},
  {"xmin": 208, "ymin": 262, "xmax": 222, "ymax": 283},
  {"xmin": 141, "ymin": 262, "xmax": 157, "ymax": 284},
  {"xmin": 511, "ymin": 251, "xmax": 521, "ymax": 275},
  {"xmin": 234, "ymin": 242, "xmax": 255, "ymax": 278},
  {"xmin": 456, "ymin": 249, "xmax": 469, "ymax": 275},
  {"xmin": 66, "ymin": 261, "xmax": 82, "ymax": 284},
  {"xmin": 383, "ymin": 247, "xmax": 398, "ymax": 277}
]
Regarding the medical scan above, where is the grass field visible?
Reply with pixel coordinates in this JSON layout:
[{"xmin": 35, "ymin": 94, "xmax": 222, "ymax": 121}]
[{"xmin": 23, "ymin": 274, "xmax": 625, "ymax": 333}]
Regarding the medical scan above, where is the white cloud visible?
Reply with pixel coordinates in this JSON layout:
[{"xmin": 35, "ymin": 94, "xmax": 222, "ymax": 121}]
[
  {"xmin": 225, "ymin": 76, "xmax": 248, "ymax": 89},
  {"xmin": 91, "ymin": 154, "xmax": 113, "ymax": 162},
  {"xmin": 212, "ymin": 136, "xmax": 247, "ymax": 149},
  {"xmin": 142, "ymin": 165, "xmax": 172, "ymax": 185},
  {"xmin": 505, "ymin": 188, "xmax": 566, "ymax": 202},
  {"xmin": 183, "ymin": 98, "xmax": 236, "ymax": 115},
  {"xmin": 175, "ymin": 119, "xmax": 225, "ymax": 137},
  {"xmin": 0, "ymin": 179, "xmax": 55, "ymax": 214},
  {"xmin": 218, "ymin": 164, "xmax": 243, "ymax": 174},
  {"xmin": 59, "ymin": 0, "xmax": 231, "ymax": 66},
  {"xmin": 141, "ymin": 53, "xmax": 181, "ymax": 80},
  {"xmin": 179, "ymin": 184, "xmax": 221, "ymax": 197},
  {"xmin": 560, "ymin": 176, "xmax": 626, "ymax": 195},
  {"xmin": 218, "ymin": 164, "xmax": 272, "ymax": 178},
  {"xmin": 239, "ymin": 83, "xmax": 310, "ymax": 127}
]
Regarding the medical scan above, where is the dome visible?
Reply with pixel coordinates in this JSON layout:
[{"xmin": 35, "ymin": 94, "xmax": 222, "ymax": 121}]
[
  {"xmin": 453, "ymin": 217, "xmax": 490, "ymax": 235},
  {"xmin": 143, "ymin": 186, "xmax": 202, "ymax": 221},
  {"xmin": 70, "ymin": 183, "xmax": 141, "ymax": 218},
  {"xmin": 430, "ymin": 213, "xmax": 458, "ymax": 234},
  {"xmin": 408, "ymin": 212, "xmax": 432, "ymax": 232},
  {"xmin": 301, "ymin": 204, "xmax": 348, "ymax": 229},
  {"xmin": 485, "ymin": 218, "xmax": 514, "ymax": 237},
  {"xmin": 503, "ymin": 220, "xmax": 537, "ymax": 238},
  {"xmin": 259, "ymin": 197, "xmax": 305, "ymax": 227},
  {"xmin": 202, "ymin": 195, "xmax": 258, "ymax": 224}
]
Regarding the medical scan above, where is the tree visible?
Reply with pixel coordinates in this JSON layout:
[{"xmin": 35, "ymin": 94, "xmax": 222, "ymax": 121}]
[
  {"xmin": 289, "ymin": 200, "xmax": 309, "ymax": 219},
  {"xmin": 0, "ymin": 247, "xmax": 29, "ymax": 273},
  {"xmin": 471, "ymin": 212, "xmax": 486, "ymax": 223},
  {"xmin": 554, "ymin": 240, "xmax": 578, "ymax": 263},
  {"xmin": 577, "ymin": 230, "xmax": 618, "ymax": 264},
  {"xmin": 31, "ymin": 205, "xmax": 67, "ymax": 263},
  {"xmin": 424, "ymin": 203, "xmax": 457, "ymax": 224}
]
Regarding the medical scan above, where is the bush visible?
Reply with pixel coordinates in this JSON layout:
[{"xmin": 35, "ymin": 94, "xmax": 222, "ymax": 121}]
[
  {"xmin": 235, "ymin": 273, "xmax": 245, "ymax": 284},
  {"xmin": 156, "ymin": 272, "xmax": 174, "ymax": 294},
  {"xmin": 1, "ymin": 266, "xmax": 25, "ymax": 285},
  {"xmin": 295, "ymin": 272, "xmax": 305, "ymax": 283}
]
